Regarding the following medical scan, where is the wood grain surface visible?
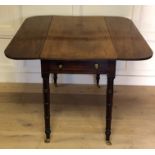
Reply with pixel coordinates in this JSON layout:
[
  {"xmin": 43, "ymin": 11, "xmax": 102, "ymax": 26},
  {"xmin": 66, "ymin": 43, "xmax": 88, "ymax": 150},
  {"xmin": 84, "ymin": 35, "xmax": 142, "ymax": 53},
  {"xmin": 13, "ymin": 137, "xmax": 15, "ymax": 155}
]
[
  {"xmin": 5, "ymin": 16, "xmax": 52, "ymax": 59},
  {"xmin": 0, "ymin": 83, "xmax": 155, "ymax": 148},
  {"xmin": 105, "ymin": 17, "xmax": 153, "ymax": 60},
  {"xmin": 4, "ymin": 16, "xmax": 153, "ymax": 60},
  {"xmin": 41, "ymin": 16, "xmax": 116, "ymax": 60}
]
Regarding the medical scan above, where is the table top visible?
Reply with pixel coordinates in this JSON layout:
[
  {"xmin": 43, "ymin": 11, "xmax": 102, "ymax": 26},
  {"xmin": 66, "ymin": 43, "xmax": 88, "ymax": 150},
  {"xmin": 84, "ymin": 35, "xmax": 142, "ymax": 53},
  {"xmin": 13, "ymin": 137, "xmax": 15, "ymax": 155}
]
[{"xmin": 5, "ymin": 16, "xmax": 153, "ymax": 61}]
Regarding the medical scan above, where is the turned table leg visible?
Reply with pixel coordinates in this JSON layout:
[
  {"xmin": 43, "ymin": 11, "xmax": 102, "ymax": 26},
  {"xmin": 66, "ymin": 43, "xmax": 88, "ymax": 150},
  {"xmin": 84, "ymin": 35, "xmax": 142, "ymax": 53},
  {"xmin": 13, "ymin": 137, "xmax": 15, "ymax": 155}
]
[
  {"xmin": 96, "ymin": 74, "xmax": 100, "ymax": 87},
  {"xmin": 105, "ymin": 61, "xmax": 116, "ymax": 145},
  {"xmin": 53, "ymin": 73, "xmax": 57, "ymax": 87},
  {"xmin": 42, "ymin": 72, "xmax": 51, "ymax": 143},
  {"xmin": 105, "ymin": 75, "xmax": 115, "ymax": 145}
]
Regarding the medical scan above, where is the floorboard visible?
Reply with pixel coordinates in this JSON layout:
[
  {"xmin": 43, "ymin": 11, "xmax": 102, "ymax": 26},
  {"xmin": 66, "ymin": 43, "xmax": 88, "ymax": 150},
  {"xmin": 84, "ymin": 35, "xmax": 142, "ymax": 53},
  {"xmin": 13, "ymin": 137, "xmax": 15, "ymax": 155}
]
[{"xmin": 0, "ymin": 83, "xmax": 155, "ymax": 148}]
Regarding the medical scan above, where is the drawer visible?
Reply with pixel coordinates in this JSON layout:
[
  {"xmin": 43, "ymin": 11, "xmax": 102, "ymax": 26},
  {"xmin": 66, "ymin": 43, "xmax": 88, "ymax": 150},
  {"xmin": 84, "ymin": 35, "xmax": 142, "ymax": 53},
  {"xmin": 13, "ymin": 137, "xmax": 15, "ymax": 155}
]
[{"xmin": 41, "ymin": 60, "xmax": 109, "ymax": 74}]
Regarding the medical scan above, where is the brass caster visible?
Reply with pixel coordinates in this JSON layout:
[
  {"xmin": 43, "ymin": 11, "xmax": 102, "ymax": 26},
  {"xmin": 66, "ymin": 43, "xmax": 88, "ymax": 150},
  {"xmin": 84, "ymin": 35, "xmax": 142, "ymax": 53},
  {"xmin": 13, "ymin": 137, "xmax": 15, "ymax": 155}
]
[
  {"xmin": 106, "ymin": 140, "xmax": 112, "ymax": 145},
  {"xmin": 45, "ymin": 138, "xmax": 50, "ymax": 143}
]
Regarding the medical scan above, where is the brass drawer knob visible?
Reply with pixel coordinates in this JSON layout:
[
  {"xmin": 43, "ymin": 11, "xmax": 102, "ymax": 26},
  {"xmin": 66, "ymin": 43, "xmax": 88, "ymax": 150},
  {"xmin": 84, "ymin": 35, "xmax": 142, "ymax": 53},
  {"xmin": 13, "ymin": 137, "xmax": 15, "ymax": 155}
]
[
  {"xmin": 58, "ymin": 64, "xmax": 63, "ymax": 69},
  {"xmin": 94, "ymin": 63, "xmax": 99, "ymax": 70}
]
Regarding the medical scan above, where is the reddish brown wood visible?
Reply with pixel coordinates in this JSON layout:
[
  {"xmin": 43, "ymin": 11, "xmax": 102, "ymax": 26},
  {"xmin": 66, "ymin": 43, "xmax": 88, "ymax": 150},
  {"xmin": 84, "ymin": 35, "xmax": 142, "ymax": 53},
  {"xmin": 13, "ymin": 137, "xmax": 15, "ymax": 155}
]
[
  {"xmin": 41, "ymin": 60, "xmax": 109, "ymax": 74},
  {"xmin": 105, "ymin": 17, "xmax": 153, "ymax": 60},
  {"xmin": 4, "ymin": 16, "xmax": 153, "ymax": 61},
  {"xmin": 41, "ymin": 16, "xmax": 116, "ymax": 60},
  {"xmin": 4, "ymin": 15, "xmax": 153, "ymax": 144},
  {"xmin": 41, "ymin": 59, "xmax": 116, "ymax": 143},
  {"xmin": 5, "ymin": 16, "xmax": 52, "ymax": 59}
]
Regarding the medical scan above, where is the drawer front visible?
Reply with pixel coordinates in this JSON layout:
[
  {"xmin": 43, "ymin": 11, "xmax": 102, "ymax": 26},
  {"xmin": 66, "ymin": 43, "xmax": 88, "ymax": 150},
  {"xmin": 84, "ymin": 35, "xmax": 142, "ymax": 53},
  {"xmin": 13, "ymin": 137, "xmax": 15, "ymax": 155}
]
[{"xmin": 42, "ymin": 60, "xmax": 109, "ymax": 74}]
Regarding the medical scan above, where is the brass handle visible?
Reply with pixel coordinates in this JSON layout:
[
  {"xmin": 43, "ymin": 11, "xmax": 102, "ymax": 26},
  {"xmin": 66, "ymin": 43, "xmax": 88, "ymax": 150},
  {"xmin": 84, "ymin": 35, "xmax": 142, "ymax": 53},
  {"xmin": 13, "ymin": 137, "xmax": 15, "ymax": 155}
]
[
  {"xmin": 58, "ymin": 64, "xmax": 63, "ymax": 69},
  {"xmin": 94, "ymin": 63, "xmax": 99, "ymax": 70}
]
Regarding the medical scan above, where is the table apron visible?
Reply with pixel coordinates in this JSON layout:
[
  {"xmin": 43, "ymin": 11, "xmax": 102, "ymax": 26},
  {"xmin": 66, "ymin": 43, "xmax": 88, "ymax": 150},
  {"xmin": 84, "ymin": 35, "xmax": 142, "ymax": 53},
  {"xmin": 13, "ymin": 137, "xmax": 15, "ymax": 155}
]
[{"xmin": 41, "ymin": 60, "xmax": 116, "ymax": 75}]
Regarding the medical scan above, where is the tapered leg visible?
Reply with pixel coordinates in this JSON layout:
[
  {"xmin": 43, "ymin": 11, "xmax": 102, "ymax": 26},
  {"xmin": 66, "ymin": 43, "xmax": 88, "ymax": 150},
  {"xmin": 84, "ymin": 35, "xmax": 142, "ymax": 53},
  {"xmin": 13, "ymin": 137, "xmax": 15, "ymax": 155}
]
[
  {"xmin": 53, "ymin": 73, "xmax": 57, "ymax": 87},
  {"xmin": 42, "ymin": 72, "xmax": 51, "ymax": 143},
  {"xmin": 96, "ymin": 74, "xmax": 100, "ymax": 88},
  {"xmin": 105, "ymin": 76, "xmax": 115, "ymax": 145}
]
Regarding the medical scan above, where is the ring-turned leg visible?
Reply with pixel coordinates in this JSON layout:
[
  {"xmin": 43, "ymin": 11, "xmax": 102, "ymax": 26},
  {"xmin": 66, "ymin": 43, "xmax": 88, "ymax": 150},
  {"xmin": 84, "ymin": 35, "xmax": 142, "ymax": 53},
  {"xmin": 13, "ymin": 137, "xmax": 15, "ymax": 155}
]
[
  {"xmin": 96, "ymin": 74, "xmax": 100, "ymax": 88},
  {"xmin": 105, "ymin": 75, "xmax": 115, "ymax": 145},
  {"xmin": 42, "ymin": 72, "xmax": 51, "ymax": 143},
  {"xmin": 53, "ymin": 73, "xmax": 57, "ymax": 87}
]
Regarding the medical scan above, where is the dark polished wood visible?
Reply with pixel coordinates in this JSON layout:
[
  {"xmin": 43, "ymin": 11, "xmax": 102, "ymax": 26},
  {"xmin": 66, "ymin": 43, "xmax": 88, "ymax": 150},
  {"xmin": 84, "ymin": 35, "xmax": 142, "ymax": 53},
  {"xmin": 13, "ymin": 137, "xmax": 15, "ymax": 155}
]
[
  {"xmin": 5, "ymin": 16, "xmax": 152, "ymax": 61},
  {"xmin": 41, "ymin": 60, "xmax": 109, "ymax": 74},
  {"xmin": 96, "ymin": 74, "xmax": 100, "ymax": 88},
  {"xmin": 41, "ymin": 16, "xmax": 116, "ymax": 60},
  {"xmin": 5, "ymin": 16, "xmax": 52, "ymax": 60},
  {"xmin": 53, "ymin": 73, "xmax": 57, "ymax": 87},
  {"xmin": 41, "ymin": 59, "xmax": 115, "ymax": 143},
  {"xmin": 105, "ymin": 61, "xmax": 116, "ymax": 145},
  {"xmin": 4, "ymin": 15, "xmax": 153, "ymax": 144},
  {"xmin": 105, "ymin": 17, "xmax": 152, "ymax": 60},
  {"xmin": 41, "ymin": 65, "xmax": 51, "ymax": 143},
  {"xmin": 105, "ymin": 76, "xmax": 115, "ymax": 145}
]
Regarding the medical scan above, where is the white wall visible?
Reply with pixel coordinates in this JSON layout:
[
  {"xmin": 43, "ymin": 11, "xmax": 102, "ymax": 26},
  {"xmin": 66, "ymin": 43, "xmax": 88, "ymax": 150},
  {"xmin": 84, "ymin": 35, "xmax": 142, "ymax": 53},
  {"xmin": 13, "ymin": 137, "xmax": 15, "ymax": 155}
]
[{"xmin": 0, "ymin": 5, "xmax": 155, "ymax": 85}]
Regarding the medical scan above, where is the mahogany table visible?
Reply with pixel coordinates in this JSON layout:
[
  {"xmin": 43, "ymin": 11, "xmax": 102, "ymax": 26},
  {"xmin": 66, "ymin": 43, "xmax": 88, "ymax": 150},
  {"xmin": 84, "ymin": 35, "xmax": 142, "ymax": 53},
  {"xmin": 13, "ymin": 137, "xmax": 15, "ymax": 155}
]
[{"xmin": 4, "ymin": 16, "xmax": 153, "ymax": 144}]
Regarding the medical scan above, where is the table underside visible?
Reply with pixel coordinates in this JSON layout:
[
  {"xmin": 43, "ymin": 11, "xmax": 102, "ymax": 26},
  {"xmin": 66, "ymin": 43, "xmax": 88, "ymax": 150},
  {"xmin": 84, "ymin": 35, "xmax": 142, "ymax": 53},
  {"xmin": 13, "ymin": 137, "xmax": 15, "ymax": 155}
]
[
  {"xmin": 41, "ymin": 60, "xmax": 115, "ymax": 74},
  {"xmin": 41, "ymin": 59, "xmax": 116, "ymax": 144}
]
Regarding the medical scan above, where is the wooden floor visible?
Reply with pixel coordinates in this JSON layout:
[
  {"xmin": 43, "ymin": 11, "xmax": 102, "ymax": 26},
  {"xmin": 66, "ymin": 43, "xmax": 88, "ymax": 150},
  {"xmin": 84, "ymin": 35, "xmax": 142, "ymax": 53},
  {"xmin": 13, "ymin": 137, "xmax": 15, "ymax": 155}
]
[{"xmin": 0, "ymin": 83, "xmax": 155, "ymax": 148}]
